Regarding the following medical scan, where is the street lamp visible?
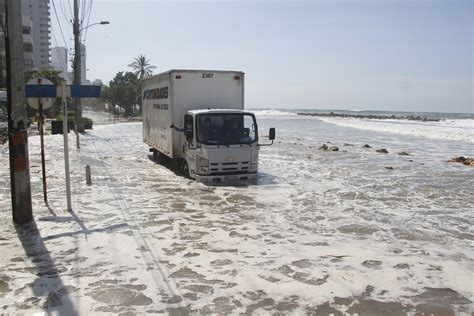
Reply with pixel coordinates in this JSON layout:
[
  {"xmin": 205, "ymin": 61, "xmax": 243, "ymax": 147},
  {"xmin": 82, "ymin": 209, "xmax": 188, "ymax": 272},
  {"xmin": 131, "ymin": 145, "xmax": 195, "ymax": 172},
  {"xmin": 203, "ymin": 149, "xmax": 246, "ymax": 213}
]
[
  {"xmin": 73, "ymin": 18, "xmax": 109, "ymax": 133},
  {"xmin": 79, "ymin": 21, "xmax": 110, "ymax": 32}
]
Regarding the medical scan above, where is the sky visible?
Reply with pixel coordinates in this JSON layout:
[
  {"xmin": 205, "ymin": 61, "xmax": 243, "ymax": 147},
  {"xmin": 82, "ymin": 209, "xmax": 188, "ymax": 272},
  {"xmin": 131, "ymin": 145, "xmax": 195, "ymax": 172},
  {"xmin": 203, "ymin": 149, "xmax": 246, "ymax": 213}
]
[{"xmin": 50, "ymin": 0, "xmax": 473, "ymax": 113}]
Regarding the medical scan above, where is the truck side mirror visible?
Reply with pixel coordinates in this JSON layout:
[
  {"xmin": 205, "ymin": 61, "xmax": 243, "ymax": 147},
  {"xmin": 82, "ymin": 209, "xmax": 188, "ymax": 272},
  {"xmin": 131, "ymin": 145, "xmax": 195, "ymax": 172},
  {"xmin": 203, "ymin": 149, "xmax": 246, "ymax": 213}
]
[
  {"xmin": 184, "ymin": 130, "xmax": 193, "ymax": 142},
  {"xmin": 269, "ymin": 128, "xmax": 275, "ymax": 140}
]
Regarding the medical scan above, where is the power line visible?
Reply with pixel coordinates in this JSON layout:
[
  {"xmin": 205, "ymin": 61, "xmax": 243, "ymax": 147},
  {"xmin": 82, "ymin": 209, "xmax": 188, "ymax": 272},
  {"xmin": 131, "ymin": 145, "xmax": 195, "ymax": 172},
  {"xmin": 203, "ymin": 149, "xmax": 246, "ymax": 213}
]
[
  {"xmin": 59, "ymin": 0, "xmax": 72, "ymax": 25},
  {"xmin": 51, "ymin": 26, "xmax": 68, "ymax": 74},
  {"xmin": 58, "ymin": 0, "xmax": 73, "ymax": 44},
  {"xmin": 51, "ymin": 0, "xmax": 70, "ymax": 52},
  {"xmin": 80, "ymin": 0, "xmax": 86, "ymax": 26},
  {"xmin": 82, "ymin": 0, "xmax": 93, "ymax": 42},
  {"xmin": 67, "ymin": 0, "xmax": 74, "ymax": 22}
]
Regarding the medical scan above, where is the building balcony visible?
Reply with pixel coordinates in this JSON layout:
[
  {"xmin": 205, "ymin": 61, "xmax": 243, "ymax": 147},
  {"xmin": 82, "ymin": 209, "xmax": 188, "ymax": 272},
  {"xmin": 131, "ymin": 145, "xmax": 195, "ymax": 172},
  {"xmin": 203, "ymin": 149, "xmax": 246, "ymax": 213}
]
[{"xmin": 23, "ymin": 35, "xmax": 33, "ymax": 44}]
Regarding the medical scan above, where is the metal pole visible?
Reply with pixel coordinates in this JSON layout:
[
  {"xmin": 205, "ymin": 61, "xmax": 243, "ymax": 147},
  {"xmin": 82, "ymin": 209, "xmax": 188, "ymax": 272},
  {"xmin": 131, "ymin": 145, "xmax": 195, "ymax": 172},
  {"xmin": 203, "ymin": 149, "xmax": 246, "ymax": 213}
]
[
  {"xmin": 62, "ymin": 80, "xmax": 72, "ymax": 211},
  {"xmin": 5, "ymin": 0, "xmax": 33, "ymax": 224},
  {"xmin": 73, "ymin": 0, "xmax": 83, "ymax": 134},
  {"xmin": 38, "ymin": 98, "xmax": 47, "ymax": 203}
]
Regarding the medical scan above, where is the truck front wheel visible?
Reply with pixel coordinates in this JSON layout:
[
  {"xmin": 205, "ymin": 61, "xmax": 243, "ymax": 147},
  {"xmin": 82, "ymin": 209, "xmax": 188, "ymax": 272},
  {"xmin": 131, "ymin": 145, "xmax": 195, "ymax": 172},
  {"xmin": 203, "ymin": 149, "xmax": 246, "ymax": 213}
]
[
  {"xmin": 151, "ymin": 149, "xmax": 162, "ymax": 164},
  {"xmin": 180, "ymin": 160, "xmax": 190, "ymax": 178}
]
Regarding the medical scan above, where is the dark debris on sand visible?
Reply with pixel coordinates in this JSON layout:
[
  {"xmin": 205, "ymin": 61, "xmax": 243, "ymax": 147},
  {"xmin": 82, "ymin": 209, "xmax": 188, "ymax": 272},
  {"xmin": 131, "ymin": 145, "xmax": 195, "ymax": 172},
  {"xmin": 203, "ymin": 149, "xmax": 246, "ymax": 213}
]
[{"xmin": 447, "ymin": 156, "xmax": 474, "ymax": 167}]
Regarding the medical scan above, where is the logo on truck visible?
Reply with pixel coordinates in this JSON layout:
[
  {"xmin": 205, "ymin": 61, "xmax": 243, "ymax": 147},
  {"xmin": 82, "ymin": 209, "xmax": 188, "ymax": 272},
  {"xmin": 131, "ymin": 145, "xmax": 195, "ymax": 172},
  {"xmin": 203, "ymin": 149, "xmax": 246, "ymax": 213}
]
[
  {"xmin": 153, "ymin": 104, "xmax": 168, "ymax": 110},
  {"xmin": 143, "ymin": 86, "xmax": 169, "ymax": 100}
]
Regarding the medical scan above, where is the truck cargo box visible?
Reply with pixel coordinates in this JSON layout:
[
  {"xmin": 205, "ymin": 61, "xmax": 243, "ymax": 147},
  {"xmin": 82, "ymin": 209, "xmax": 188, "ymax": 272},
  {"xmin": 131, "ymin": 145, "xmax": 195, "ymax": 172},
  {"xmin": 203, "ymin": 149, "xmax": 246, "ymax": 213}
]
[{"xmin": 142, "ymin": 69, "xmax": 244, "ymax": 159}]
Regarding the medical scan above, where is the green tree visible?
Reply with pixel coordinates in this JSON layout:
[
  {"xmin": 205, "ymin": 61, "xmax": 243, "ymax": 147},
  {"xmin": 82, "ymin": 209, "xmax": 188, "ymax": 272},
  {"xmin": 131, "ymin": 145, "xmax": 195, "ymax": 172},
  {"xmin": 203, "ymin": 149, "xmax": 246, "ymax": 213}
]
[
  {"xmin": 25, "ymin": 69, "xmax": 64, "ymax": 86},
  {"xmin": 103, "ymin": 71, "xmax": 139, "ymax": 117},
  {"xmin": 128, "ymin": 54, "xmax": 156, "ymax": 79}
]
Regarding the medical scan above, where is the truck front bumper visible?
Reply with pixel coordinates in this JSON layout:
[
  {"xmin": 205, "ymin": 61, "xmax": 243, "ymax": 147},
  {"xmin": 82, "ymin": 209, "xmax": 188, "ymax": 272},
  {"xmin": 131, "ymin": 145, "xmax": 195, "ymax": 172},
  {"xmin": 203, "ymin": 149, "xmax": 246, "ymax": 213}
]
[{"xmin": 196, "ymin": 172, "xmax": 257, "ymax": 184}]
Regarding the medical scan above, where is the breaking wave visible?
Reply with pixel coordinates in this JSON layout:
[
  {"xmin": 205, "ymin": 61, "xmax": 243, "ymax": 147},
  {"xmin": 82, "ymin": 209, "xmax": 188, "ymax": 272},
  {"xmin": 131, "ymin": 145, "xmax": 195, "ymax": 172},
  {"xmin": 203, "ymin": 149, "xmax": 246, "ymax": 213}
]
[{"xmin": 316, "ymin": 117, "xmax": 474, "ymax": 143}]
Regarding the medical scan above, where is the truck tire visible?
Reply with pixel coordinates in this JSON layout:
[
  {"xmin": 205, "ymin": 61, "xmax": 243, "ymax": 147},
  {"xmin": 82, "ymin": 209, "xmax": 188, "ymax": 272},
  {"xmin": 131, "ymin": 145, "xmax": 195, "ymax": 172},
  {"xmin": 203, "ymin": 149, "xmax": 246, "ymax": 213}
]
[
  {"xmin": 152, "ymin": 150, "xmax": 158, "ymax": 162},
  {"xmin": 181, "ymin": 160, "xmax": 190, "ymax": 178},
  {"xmin": 152, "ymin": 149, "xmax": 163, "ymax": 164}
]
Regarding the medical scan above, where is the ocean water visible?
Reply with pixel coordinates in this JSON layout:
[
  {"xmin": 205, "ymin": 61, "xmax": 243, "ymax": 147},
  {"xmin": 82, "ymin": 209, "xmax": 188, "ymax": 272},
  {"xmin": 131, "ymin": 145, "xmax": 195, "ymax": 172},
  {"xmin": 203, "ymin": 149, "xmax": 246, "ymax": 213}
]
[
  {"xmin": 253, "ymin": 108, "xmax": 474, "ymax": 120},
  {"xmin": 253, "ymin": 108, "xmax": 474, "ymax": 144},
  {"xmin": 0, "ymin": 110, "xmax": 472, "ymax": 314},
  {"xmin": 250, "ymin": 110, "xmax": 473, "ymax": 313}
]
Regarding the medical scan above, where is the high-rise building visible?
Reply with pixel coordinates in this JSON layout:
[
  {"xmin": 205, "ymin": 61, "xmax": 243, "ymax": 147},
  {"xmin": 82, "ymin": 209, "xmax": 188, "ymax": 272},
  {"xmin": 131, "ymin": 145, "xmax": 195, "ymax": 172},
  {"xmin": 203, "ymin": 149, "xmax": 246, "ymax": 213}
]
[
  {"xmin": 21, "ymin": 17, "xmax": 34, "ymax": 72},
  {"xmin": 21, "ymin": 0, "xmax": 51, "ymax": 70},
  {"xmin": 50, "ymin": 46, "xmax": 67, "ymax": 81},
  {"xmin": 80, "ymin": 43, "xmax": 87, "ymax": 84},
  {"xmin": 0, "ymin": 1, "xmax": 36, "ymax": 87}
]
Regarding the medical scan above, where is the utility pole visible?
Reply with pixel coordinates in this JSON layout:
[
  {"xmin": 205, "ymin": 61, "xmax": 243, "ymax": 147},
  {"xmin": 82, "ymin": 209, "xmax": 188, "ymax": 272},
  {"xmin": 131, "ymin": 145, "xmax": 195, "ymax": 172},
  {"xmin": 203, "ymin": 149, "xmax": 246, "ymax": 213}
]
[
  {"xmin": 73, "ymin": 0, "xmax": 83, "ymax": 133},
  {"xmin": 5, "ymin": 0, "xmax": 33, "ymax": 224}
]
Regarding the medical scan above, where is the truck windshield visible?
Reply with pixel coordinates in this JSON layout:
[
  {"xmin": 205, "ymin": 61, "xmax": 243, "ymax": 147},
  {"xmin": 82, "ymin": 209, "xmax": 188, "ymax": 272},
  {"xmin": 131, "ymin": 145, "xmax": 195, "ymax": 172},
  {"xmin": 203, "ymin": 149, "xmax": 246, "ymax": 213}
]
[{"xmin": 197, "ymin": 113, "xmax": 258, "ymax": 145}]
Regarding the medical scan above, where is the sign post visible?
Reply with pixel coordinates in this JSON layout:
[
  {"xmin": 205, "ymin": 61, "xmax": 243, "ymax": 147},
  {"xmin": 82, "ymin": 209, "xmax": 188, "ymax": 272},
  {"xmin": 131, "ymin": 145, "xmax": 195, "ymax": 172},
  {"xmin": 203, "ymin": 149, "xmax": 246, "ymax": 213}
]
[
  {"xmin": 25, "ymin": 82, "xmax": 100, "ymax": 211},
  {"xmin": 26, "ymin": 78, "xmax": 53, "ymax": 204},
  {"xmin": 38, "ymin": 97, "xmax": 47, "ymax": 202},
  {"xmin": 61, "ymin": 80, "xmax": 72, "ymax": 211}
]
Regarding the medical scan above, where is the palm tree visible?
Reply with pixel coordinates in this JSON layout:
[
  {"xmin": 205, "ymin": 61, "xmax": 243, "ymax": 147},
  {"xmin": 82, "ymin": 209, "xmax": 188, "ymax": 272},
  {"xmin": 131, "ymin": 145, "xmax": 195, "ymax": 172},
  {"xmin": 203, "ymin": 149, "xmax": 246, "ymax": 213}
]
[
  {"xmin": 128, "ymin": 54, "xmax": 156, "ymax": 79},
  {"xmin": 25, "ymin": 69, "xmax": 64, "ymax": 86}
]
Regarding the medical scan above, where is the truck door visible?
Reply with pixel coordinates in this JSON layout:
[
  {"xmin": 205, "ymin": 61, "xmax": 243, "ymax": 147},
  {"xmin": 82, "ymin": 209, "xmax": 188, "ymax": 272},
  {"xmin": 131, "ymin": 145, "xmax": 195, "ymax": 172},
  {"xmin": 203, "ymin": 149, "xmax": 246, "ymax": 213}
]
[
  {"xmin": 183, "ymin": 114, "xmax": 196, "ymax": 177},
  {"xmin": 184, "ymin": 114, "xmax": 194, "ymax": 141},
  {"xmin": 183, "ymin": 114, "xmax": 194, "ymax": 152}
]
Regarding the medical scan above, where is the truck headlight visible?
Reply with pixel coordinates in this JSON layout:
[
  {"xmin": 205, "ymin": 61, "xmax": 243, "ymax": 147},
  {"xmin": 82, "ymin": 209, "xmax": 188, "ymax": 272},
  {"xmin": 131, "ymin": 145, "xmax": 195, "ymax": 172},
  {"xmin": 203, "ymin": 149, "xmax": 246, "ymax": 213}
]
[
  {"xmin": 197, "ymin": 156, "xmax": 209, "ymax": 167},
  {"xmin": 197, "ymin": 156, "xmax": 209, "ymax": 174}
]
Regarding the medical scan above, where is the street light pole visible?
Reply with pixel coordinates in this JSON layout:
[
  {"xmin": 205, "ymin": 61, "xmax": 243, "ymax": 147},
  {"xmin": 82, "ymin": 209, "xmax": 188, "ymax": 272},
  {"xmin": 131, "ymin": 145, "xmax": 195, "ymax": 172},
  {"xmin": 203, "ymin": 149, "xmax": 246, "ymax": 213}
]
[{"xmin": 73, "ymin": 0, "xmax": 83, "ymax": 134}]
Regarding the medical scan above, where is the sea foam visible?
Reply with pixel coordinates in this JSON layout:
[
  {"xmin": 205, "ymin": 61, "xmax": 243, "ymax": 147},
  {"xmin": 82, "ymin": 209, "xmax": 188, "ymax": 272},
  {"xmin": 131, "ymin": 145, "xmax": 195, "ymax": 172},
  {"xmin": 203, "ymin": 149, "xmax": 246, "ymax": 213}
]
[{"xmin": 316, "ymin": 117, "xmax": 474, "ymax": 143}]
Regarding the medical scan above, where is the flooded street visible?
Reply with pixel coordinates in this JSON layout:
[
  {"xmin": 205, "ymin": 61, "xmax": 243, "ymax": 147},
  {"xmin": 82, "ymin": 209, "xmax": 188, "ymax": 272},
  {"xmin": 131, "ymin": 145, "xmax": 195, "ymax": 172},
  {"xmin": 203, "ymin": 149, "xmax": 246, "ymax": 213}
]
[{"xmin": 0, "ymin": 113, "xmax": 473, "ymax": 314}]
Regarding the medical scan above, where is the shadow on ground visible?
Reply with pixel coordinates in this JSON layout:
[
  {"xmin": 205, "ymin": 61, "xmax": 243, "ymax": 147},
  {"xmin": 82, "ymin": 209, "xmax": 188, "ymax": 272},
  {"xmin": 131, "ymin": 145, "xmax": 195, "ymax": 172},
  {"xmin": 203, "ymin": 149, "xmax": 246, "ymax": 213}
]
[{"xmin": 15, "ymin": 221, "xmax": 78, "ymax": 314}]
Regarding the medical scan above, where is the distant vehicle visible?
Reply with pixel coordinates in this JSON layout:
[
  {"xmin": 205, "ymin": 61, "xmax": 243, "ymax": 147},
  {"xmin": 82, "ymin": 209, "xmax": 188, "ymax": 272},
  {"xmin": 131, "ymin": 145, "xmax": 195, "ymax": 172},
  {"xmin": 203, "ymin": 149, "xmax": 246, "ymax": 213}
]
[{"xmin": 142, "ymin": 69, "xmax": 275, "ymax": 183}]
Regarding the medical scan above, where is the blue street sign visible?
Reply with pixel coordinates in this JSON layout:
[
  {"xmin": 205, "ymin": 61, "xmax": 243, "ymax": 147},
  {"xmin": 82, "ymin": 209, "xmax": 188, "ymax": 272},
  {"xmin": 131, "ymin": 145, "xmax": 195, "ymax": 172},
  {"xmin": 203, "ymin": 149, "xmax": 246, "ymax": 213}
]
[
  {"xmin": 70, "ymin": 85, "xmax": 101, "ymax": 98},
  {"xmin": 25, "ymin": 84, "xmax": 56, "ymax": 97},
  {"xmin": 25, "ymin": 84, "xmax": 101, "ymax": 98}
]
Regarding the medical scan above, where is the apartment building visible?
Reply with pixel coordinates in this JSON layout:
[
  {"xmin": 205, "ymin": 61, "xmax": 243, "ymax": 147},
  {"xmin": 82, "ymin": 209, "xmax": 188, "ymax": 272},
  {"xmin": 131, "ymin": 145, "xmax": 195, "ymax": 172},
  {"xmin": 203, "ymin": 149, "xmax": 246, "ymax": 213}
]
[
  {"xmin": 51, "ymin": 46, "xmax": 67, "ymax": 81},
  {"xmin": 21, "ymin": 0, "xmax": 51, "ymax": 70}
]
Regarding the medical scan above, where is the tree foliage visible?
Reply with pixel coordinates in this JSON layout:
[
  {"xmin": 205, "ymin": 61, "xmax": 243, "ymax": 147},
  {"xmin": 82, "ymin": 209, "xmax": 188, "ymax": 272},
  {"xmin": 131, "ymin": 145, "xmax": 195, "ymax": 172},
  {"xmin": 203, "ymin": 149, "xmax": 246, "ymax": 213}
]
[
  {"xmin": 25, "ymin": 69, "xmax": 64, "ymax": 86},
  {"xmin": 102, "ymin": 71, "xmax": 140, "ymax": 117},
  {"xmin": 128, "ymin": 54, "xmax": 156, "ymax": 79}
]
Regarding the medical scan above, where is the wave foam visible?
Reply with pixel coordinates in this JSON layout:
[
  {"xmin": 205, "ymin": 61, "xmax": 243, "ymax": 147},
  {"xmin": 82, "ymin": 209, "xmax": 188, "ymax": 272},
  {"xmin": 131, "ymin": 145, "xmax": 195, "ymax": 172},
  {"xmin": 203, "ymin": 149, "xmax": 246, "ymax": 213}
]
[
  {"xmin": 251, "ymin": 109, "xmax": 297, "ymax": 116},
  {"xmin": 317, "ymin": 117, "xmax": 474, "ymax": 143}
]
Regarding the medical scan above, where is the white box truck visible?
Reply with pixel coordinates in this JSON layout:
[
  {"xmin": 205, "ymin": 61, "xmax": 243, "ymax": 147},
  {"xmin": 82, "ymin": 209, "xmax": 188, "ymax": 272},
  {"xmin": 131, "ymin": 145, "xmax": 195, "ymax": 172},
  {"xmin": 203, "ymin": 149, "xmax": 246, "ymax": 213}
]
[{"xmin": 142, "ymin": 69, "xmax": 275, "ymax": 183}]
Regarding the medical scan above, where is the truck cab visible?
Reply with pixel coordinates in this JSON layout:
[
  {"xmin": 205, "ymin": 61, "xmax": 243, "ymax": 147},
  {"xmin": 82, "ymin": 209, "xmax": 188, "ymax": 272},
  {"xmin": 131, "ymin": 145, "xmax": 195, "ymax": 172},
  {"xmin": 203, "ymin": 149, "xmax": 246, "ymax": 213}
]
[{"xmin": 179, "ymin": 109, "xmax": 262, "ymax": 183}]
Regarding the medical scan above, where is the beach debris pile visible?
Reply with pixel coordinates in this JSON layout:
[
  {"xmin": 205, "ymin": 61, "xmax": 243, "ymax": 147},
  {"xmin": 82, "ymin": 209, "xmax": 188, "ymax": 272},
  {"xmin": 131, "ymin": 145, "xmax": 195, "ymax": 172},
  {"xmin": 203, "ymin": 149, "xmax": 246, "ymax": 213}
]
[
  {"xmin": 318, "ymin": 143, "xmax": 412, "ymax": 157},
  {"xmin": 316, "ymin": 140, "xmax": 473, "ymax": 170},
  {"xmin": 447, "ymin": 156, "xmax": 474, "ymax": 167},
  {"xmin": 297, "ymin": 111, "xmax": 441, "ymax": 121},
  {"xmin": 318, "ymin": 144, "xmax": 339, "ymax": 152}
]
